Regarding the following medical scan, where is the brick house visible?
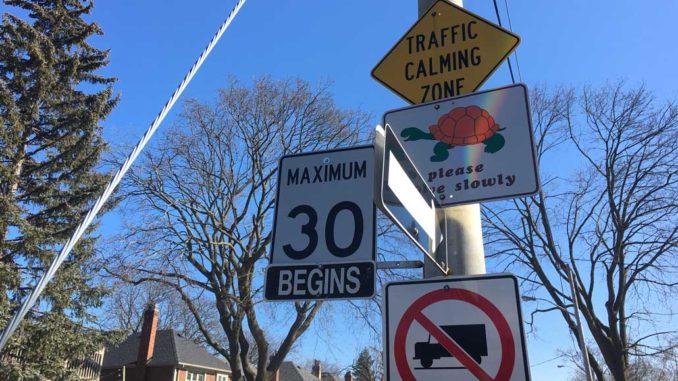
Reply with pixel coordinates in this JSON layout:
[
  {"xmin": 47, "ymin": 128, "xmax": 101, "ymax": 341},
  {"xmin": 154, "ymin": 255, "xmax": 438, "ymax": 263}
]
[{"xmin": 100, "ymin": 305, "xmax": 231, "ymax": 381}]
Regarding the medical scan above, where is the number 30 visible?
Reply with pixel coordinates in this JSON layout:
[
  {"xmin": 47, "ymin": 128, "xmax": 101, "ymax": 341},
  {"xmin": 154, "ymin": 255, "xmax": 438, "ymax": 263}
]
[{"xmin": 283, "ymin": 202, "xmax": 363, "ymax": 260}]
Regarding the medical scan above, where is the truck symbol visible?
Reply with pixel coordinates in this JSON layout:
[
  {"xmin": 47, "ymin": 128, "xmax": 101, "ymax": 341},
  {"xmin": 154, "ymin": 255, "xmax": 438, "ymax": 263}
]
[{"xmin": 413, "ymin": 324, "xmax": 488, "ymax": 368}]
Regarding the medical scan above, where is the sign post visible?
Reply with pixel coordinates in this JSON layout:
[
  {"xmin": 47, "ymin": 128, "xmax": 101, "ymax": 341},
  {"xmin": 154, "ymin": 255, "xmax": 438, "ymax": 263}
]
[
  {"xmin": 375, "ymin": 2, "xmax": 535, "ymax": 381},
  {"xmin": 265, "ymin": 146, "xmax": 376, "ymax": 300}
]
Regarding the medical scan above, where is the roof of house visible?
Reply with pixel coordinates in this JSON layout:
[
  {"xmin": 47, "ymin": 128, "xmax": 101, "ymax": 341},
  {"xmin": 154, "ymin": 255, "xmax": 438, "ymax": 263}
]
[
  {"xmin": 102, "ymin": 329, "xmax": 230, "ymax": 372},
  {"xmin": 322, "ymin": 372, "xmax": 343, "ymax": 381},
  {"xmin": 321, "ymin": 373, "xmax": 343, "ymax": 381},
  {"xmin": 279, "ymin": 361, "xmax": 321, "ymax": 381}
]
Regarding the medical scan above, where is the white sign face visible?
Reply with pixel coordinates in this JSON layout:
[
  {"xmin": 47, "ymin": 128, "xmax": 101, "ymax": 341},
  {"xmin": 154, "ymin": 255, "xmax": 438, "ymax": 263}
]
[
  {"xmin": 379, "ymin": 125, "xmax": 446, "ymax": 273},
  {"xmin": 383, "ymin": 84, "xmax": 539, "ymax": 207},
  {"xmin": 265, "ymin": 146, "xmax": 376, "ymax": 300},
  {"xmin": 384, "ymin": 274, "xmax": 531, "ymax": 381}
]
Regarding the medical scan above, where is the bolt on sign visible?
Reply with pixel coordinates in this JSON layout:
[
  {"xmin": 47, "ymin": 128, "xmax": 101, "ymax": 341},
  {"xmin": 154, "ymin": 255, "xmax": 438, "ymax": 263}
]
[{"xmin": 372, "ymin": 0, "xmax": 520, "ymax": 104}]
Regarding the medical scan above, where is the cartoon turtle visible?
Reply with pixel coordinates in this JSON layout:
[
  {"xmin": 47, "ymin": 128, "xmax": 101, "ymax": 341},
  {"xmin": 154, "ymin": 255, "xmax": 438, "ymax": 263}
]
[{"xmin": 400, "ymin": 105, "xmax": 506, "ymax": 162}]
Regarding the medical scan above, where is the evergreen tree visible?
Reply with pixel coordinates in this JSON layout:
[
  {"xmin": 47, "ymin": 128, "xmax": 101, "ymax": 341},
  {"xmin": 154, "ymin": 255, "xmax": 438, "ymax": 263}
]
[
  {"xmin": 0, "ymin": 0, "xmax": 118, "ymax": 378},
  {"xmin": 352, "ymin": 348, "xmax": 378, "ymax": 381}
]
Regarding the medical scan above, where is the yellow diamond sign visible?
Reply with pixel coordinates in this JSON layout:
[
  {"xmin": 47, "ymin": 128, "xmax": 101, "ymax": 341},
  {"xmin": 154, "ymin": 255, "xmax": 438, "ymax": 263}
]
[{"xmin": 372, "ymin": 0, "xmax": 520, "ymax": 104}]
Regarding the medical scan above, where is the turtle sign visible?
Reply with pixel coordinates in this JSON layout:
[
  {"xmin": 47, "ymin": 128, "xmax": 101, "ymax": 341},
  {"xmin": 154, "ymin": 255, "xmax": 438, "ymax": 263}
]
[
  {"xmin": 384, "ymin": 274, "xmax": 531, "ymax": 381},
  {"xmin": 383, "ymin": 84, "xmax": 539, "ymax": 207},
  {"xmin": 372, "ymin": 0, "xmax": 520, "ymax": 104},
  {"xmin": 265, "ymin": 146, "xmax": 376, "ymax": 301}
]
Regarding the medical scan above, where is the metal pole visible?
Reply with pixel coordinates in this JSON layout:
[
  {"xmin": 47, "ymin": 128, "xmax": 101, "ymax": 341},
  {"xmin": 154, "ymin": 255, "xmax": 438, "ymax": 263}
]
[
  {"xmin": 419, "ymin": 0, "xmax": 486, "ymax": 278},
  {"xmin": 566, "ymin": 265, "xmax": 594, "ymax": 381}
]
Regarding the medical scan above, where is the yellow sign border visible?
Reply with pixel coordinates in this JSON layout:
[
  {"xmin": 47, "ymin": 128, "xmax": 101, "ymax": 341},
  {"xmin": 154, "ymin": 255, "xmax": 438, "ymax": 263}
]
[{"xmin": 371, "ymin": 0, "xmax": 521, "ymax": 104}]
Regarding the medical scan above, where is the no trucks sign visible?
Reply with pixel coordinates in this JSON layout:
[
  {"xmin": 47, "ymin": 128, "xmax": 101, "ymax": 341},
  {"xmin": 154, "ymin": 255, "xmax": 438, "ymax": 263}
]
[
  {"xmin": 384, "ymin": 274, "xmax": 531, "ymax": 381},
  {"xmin": 372, "ymin": 0, "xmax": 520, "ymax": 104}
]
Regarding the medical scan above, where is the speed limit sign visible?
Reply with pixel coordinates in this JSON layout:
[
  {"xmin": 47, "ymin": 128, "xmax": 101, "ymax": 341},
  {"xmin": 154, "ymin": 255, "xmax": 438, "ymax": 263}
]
[{"xmin": 265, "ymin": 146, "xmax": 376, "ymax": 301}]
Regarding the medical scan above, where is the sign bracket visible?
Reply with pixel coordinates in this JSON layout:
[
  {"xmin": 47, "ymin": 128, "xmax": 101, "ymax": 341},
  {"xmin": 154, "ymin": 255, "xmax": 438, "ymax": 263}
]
[{"xmin": 376, "ymin": 260, "xmax": 424, "ymax": 270}]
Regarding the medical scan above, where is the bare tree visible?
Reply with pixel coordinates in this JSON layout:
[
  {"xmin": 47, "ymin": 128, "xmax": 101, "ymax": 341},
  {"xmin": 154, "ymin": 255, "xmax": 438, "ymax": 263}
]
[
  {"xmin": 563, "ymin": 344, "xmax": 678, "ymax": 381},
  {"xmin": 102, "ymin": 280, "xmax": 221, "ymax": 343},
  {"xmin": 104, "ymin": 77, "xmax": 370, "ymax": 381},
  {"xmin": 483, "ymin": 83, "xmax": 677, "ymax": 380}
]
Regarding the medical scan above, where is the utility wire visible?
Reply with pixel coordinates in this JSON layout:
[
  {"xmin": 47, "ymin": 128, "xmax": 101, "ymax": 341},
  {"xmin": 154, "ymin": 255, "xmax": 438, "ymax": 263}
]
[
  {"xmin": 492, "ymin": 0, "xmax": 516, "ymax": 84},
  {"xmin": 503, "ymin": 0, "xmax": 523, "ymax": 82},
  {"xmin": 0, "ymin": 0, "xmax": 248, "ymax": 352}
]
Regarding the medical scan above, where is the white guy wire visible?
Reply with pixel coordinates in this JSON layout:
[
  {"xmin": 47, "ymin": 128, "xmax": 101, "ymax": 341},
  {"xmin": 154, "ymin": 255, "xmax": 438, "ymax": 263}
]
[{"xmin": 0, "ymin": 0, "xmax": 247, "ymax": 352}]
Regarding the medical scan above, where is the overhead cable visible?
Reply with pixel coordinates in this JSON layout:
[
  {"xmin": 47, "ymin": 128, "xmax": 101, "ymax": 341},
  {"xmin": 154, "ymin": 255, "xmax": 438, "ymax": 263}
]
[
  {"xmin": 491, "ymin": 0, "xmax": 516, "ymax": 84},
  {"xmin": 503, "ymin": 0, "xmax": 523, "ymax": 82},
  {"xmin": 0, "ymin": 0, "xmax": 248, "ymax": 352}
]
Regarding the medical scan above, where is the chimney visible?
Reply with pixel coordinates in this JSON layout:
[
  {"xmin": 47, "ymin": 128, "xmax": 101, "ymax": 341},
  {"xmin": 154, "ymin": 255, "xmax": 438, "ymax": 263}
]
[
  {"xmin": 344, "ymin": 371, "xmax": 352, "ymax": 381},
  {"xmin": 312, "ymin": 360, "xmax": 321, "ymax": 379},
  {"xmin": 137, "ymin": 302, "xmax": 159, "ymax": 367}
]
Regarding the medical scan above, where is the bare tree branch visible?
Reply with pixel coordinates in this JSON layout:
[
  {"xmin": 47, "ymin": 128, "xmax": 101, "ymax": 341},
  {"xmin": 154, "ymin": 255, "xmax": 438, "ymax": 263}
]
[
  {"xmin": 483, "ymin": 83, "xmax": 677, "ymax": 381},
  {"xmin": 102, "ymin": 77, "xmax": 370, "ymax": 381}
]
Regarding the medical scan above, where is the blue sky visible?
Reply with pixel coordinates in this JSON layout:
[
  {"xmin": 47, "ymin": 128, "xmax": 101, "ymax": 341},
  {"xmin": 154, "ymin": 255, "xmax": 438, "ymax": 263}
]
[{"xmin": 22, "ymin": 0, "xmax": 677, "ymax": 379}]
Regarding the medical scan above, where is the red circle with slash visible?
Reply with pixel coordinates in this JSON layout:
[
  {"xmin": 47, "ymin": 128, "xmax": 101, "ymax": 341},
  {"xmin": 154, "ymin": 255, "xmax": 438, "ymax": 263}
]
[{"xmin": 394, "ymin": 288, "xmax": 515, "ymax": 381}]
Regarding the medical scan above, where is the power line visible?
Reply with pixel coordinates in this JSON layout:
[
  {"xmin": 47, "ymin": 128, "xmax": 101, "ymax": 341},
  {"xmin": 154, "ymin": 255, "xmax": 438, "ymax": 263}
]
[
  {"xmin": 0, "ymin": 0, "xmax": 248, "ymax": 352},
  {"xmin": 491, "ymin": 0, "xmax": 516, "ymax": 84},
  {"xmin": 503, "ymin": 0, "xmax": 523, "ymax": 82}
]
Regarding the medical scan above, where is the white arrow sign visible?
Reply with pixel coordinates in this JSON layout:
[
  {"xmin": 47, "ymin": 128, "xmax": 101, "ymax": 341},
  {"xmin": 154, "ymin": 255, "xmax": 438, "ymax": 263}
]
[{"xmin": 378, "ymin": 125, "xmax": 446, "ymax": 273}]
